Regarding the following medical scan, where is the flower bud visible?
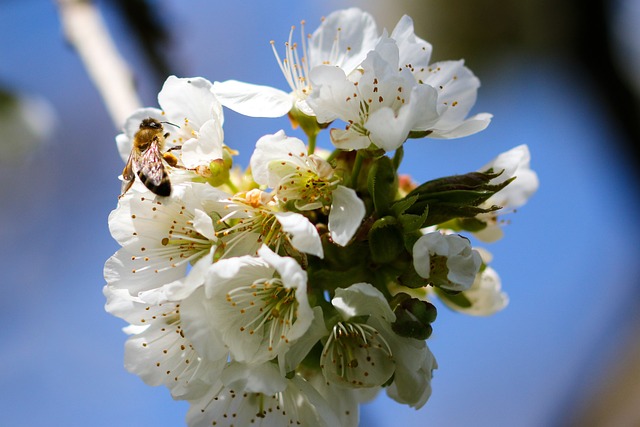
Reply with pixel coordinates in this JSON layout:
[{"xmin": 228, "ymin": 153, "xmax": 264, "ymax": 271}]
[
  {"xmin": 206, "ymin": 158, "xmax": 230, "ymax": 187},
  {"xmin": 391, "ymin": 293, "xmax": 437, "ymax": 340}
]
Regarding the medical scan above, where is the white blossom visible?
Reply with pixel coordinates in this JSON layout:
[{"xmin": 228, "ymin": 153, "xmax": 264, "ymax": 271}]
[
  {"xmin": 103, "ymin": 256, "xmax": 226, "ymax": 401},
  {"xmin": 104, "ymin": 182, "xmax": 230, "ymax": 297},
  {"xmin": 186, "ymin": 362, "xmax": 340, "ymax": 427},
  {"xmin": 212, "ymin": 8, "xmax": 379, "ymax": 119},
  {"xmin": 218, "ymin": 188, "xmax": 323, "ymax": 258},
  {"xmin": 412, "ymin": 231, "xmax": 482, "ymax": 292},
  {"xmin": 186, "ymin": 246, "xmax": 314, "ymax": 366},
  {"xmin": 322, "ymin": 283, "xmax": 436, "ymax": 409},
  {"xmin": 475, "ymin": 144, "xmax": 539, "ymax": 242},
  {"xmin": 390, "ymin": 15, "xmax": 492, "ymax": 139},
  {"xmin": 250, "ymin": 130, "xmax": 365, "ymax": 245}
]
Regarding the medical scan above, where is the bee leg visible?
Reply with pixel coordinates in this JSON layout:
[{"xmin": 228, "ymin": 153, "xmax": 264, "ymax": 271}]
[
  {"xmin": 162, "ymin": 152, "xmax": 180, "ymax": 167},
  {"xmin": 166, "ymin": 145, "xmax": 182, "ymax": 152}
]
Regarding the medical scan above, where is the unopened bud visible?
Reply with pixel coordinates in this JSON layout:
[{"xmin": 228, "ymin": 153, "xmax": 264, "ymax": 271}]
[
  {"xmin": 391, "ymin": 293, "xmax": 437, "ymax": 340},
  {"xmin": 206, "ymin": 158, "xmax": 230, "ymax": 187}
]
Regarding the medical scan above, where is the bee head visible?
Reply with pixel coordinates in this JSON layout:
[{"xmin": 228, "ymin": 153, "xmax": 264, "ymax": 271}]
[{"xmin": 140, "ymin": 117, "xmax": 163, "ymax": 130}]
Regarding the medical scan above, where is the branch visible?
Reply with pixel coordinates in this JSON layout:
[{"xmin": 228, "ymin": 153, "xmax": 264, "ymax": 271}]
[{"xmin": 56, "ymin": 0, "xmax": 142, "ymax": 128}]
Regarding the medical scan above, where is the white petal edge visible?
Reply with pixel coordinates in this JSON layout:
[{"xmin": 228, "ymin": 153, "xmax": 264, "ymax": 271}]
[
  {"xmin": 329, "ymin": 185, "xmax": 365, "ymax": 246},
  {"xmin": 212, "ymin": 80, "xmax": 293, "ymax": 117},
  {"xmin": 274, "ymin": 212, "xmax": 324, "ymax": 258}
]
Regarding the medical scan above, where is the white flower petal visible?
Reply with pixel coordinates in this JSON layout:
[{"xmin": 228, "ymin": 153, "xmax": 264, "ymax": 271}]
[
  {"xmin": 187, "ymin": 368, "xmax": 339, "ymax": 427},
  {"xmin": 191, "ymin": 209, "xmax": 216, "ymax": 241},
  {"xmin": 329, "ymin": 185, "xmax": 365, "ymax": 246},
  {"xmin": 413, "ymin": 231, "xmax": 481, "ymax": 291},
  {"xmin": 307, "ymin": 65, "xmax": 357, "ymax": 124},
  {"xmin": 283, "ymin": 306, "xmax": 327, "ymax": 373},
  {"xmin": 309, "ymin": 7, "xmax": 379, "ymax": 73},
  {"xmin": 385, "ymin": 337, "xmax": 436, "ymax": 409},
  {"xmin": 442, "ymin": 266, "xmax": 509, "ymax": 316},
  {"xmin": 158, "ymin": 76, "xmax": 220, "ymax": 129},
  {"xmin": 332, "ymin": 282, "xmax": 395, "ymax": 322},
  {"xmin": 329, "ymin": 128, "xmax": 372, "ymax": 150},
  {"xmin": 104, "ymin": 248, "xmax": 187, "ymax": 296},
  {"xmin": 390, "ymin": 15, "xmax": 432, "ymax": 75},
  {"xmin": 481, "ymin": 144, "xmax": 539, "ymax": 208},
  {"xmin": 180, "ymin": 119, "xmax": 224, "ymax": 169},
  {"xmin": 274, "ymin": 211, "xmax": 323, "ymax": 258},
  {"xmin": 250, "ymin": 130, "xmax": 307, "ymax": 187},
  {"xmin": 180, "ymin": 287, "xmax": 231, "ymax": 362},
  {"xmin": 121, "ymin": 287, "xmax": 224, "ymax": 400},
  {"xmin": 428, "ymin": 112, "xmax": 492, "ymax": 139},
  {"xmin": 212, "ymin": 79, "xmax": 293, "ymax": 117}
]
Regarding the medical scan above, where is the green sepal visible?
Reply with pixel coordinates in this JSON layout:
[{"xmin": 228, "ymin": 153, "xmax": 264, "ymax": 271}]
[
  {"xmin": 407, "ymin": 130, "xmax": 433, "ymax": 139},
  {"xmin": 288, "ymin": 104, "xmax": 329, "ymax": 139},
  {"xmin": 437, "ymin": 217, "xmax": 488, "ymax": 233},
  {"xmin": 390, "ymin": 293, "xmax": 437, "ymax": 340},
  {"xmin": 398, "ymin": 208, "xmax": 429, "ymax": 235},
  {"xmin": 367, "ymin": 155, "xmax": 397, "ymax": 216},
  {"xmin": 307, "ymin": 238, "xmax": 373, "ymax": 293},
  {"xmin": 368, "ymin": 216, "xmax": 404, "ymax": 264},
  {"xmin": 434, "ymin": 287, "xmax": 473, "ymax": 308},
  {"xmin": 397, "ymin": 170, "xmax": 514, "ymax": 227},
  {"xmin": 390, "ymin": 194, "xmax": 418, "ymax": 217},
  {"xmin": 398, "ymin": 263, "xmax": 430, "ymax": 289}
]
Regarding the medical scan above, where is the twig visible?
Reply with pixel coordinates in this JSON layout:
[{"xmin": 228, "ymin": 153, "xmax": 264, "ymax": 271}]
[{"xmin": 56, "ymin": 0, "xmax": 142, "ymax": 128}]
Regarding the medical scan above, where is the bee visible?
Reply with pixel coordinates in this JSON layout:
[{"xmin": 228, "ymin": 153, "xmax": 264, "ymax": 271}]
[{"xmin": 120, "ymin": 117, "xmax": 180, "ymax": 197}]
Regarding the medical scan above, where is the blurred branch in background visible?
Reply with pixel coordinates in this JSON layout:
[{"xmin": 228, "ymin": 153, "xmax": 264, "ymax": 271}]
[
  {"xmin": 102, "ymin": 0, "xmax": 175, "ymax": 88},
  {"xmin": 56, "ymin": 0, "xmax": 177, "ymax": 128},
  {"xmin": 57, "ymin": 0, "xmax": 142, "ymax": 127}
]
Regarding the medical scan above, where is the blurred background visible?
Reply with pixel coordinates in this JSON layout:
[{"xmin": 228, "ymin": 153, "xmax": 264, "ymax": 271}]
[{"xmin": 1, "ymin": 0, "xmax": 639, "ymax": 425}]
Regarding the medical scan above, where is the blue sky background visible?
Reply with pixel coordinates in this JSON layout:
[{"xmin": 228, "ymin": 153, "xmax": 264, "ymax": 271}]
[{"xmin": 1, "ymin": 1, "xmax": 639, "ymax": 426}]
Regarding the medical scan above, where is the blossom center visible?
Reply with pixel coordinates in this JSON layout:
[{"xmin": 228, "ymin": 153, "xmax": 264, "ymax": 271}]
[
  {"xmin": 226, "ymin": 277, "xmax": 298, "ymax": 352},
  {"xmin": 321, "ymin": 321, "xmax": 395, "ymax": 388},
  {"xmin": 129, "ymin": 196, "xmax": 215, "ymax": 274}
]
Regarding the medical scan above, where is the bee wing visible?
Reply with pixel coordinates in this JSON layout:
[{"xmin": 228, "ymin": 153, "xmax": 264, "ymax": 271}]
[
  {"xmin": 137, "ymin": 142, "xmax": 171, "ymax": 196},
  {"xmin": 120, "ymin": 150, "xmax": 139, "ymax": 195}
]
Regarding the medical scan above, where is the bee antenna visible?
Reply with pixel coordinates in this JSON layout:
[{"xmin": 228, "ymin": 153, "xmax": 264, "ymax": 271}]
[{"xmin": 161, "ymin": 121, "xmax": 180, "ymax": 129}]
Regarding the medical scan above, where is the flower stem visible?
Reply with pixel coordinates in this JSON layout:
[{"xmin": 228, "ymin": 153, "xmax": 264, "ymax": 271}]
[
  {"xmin": 350, "ymin": 151, "xmax": 365, "ymax": 188},
  {"xmin": 225, "ymin": 178, "xmax": 239, "ymax": 194},
  {"xmin": 307, "ymin": 132, "xmax": 317, "ymax": 155},
  {"xmin": 392, "ymin": 146, "xmax": 404, "ymax": 170}
]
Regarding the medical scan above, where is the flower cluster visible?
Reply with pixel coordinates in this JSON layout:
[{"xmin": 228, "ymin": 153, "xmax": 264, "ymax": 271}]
[{"xmin": 104, "ymin": 8, "xmax": 538, "ymax": 427}]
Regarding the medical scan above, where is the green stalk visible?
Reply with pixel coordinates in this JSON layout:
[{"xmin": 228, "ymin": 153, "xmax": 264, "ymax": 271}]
[
  {"xmin": 350, "ymin": 151, "xmax": 365, "ymax": 188},
  {"xmin": 307, "ymin": 132, "xmax": 317, "ymax": 155},
  {"xmin": 225, "ymin": 178, "xmax": 239, "ymax": 194}
]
